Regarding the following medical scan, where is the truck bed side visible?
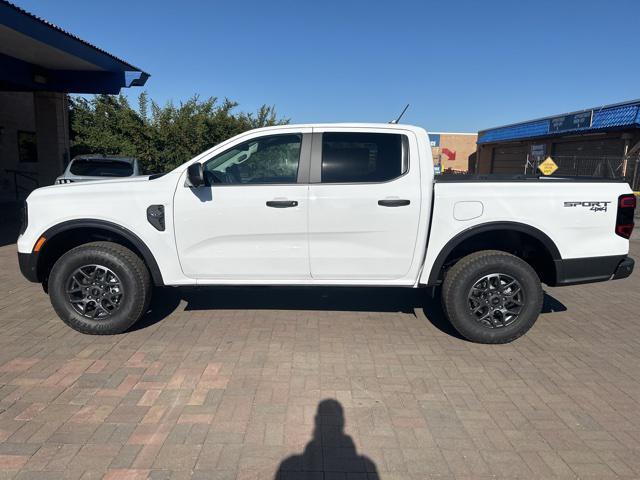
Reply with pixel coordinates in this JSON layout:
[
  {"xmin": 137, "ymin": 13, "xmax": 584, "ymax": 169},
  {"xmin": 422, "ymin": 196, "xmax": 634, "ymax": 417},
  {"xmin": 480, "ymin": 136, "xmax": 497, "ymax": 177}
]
[{"xmin": 420, "ymin": 179, "xmax": 632, "ymax": 286}]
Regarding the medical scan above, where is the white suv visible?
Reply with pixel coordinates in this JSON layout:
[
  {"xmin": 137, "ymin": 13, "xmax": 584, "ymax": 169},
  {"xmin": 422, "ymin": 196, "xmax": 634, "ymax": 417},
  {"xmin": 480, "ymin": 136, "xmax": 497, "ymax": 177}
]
[{"xmin": 55, "ymin": 155, "xmax": 141, "ymax": 184}]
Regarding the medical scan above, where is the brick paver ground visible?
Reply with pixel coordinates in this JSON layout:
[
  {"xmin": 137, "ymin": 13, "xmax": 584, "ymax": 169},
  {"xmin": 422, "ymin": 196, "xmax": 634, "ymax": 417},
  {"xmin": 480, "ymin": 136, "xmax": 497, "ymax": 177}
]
[{"xmin": 0, "ymin": 236, "xmax": 639, "ymax": 479}]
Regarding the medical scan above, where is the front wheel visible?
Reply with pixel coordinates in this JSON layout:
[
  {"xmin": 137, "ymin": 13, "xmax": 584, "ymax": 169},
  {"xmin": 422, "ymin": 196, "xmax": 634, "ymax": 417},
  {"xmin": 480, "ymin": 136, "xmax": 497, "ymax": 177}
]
[
  {"xmin": 48, "ymin": 241, "xmax": 152, "ymax": 334},
  {"xmin": 442, "ymin": 250, "xmax": 543, "ymax": 344}
]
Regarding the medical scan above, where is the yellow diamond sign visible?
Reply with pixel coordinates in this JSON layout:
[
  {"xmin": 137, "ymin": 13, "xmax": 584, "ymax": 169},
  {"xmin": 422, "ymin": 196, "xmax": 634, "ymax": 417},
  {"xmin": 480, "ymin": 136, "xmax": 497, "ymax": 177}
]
[{"xmin": 538, "ymin": 156, "xmax": 558, "ymax": 176}]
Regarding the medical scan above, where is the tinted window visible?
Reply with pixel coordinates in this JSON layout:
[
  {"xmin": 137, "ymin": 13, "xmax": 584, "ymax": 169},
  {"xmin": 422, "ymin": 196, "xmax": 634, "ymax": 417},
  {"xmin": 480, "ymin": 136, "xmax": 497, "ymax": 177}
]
[
  {"xmin": 18, "ymin": 131, "xmax": 37, "ymax": 163},
  {"xmin": 321, "ymin": 133, "xmax": 406, "ymax": 183},
  {"xmin": 70, "ymin": 159, "xmax": 133, "ymax": 177},
  {"xmin": 204, "ymin": 134, "xmax": 301, "ymax": 185}
]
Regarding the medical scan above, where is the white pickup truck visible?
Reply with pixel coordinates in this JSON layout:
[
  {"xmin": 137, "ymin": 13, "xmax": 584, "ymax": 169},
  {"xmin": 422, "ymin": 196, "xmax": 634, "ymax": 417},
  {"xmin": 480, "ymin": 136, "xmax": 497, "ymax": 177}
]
[{"xmin": 17, "ymin": 124, "xmax": 636, "ymax": 343}]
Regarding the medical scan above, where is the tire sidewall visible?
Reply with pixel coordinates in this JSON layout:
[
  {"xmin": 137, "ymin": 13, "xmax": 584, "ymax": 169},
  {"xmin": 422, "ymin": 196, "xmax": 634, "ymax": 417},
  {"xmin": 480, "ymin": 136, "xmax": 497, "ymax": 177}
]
[
  {"xmin": 446, "ymin": 255, "xmax": 542, "ymax": 343},
  {"xmin": 49, "ymin": 247, "xmax": 144, "ymax": 334}
]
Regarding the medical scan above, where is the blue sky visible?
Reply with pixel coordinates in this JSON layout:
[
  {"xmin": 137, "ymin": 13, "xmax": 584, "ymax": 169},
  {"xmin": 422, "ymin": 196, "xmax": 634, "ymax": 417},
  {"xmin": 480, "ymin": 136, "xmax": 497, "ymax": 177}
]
[{"xmin": 13, "ymin": 0, "xmax": 640, "ymax": 131}]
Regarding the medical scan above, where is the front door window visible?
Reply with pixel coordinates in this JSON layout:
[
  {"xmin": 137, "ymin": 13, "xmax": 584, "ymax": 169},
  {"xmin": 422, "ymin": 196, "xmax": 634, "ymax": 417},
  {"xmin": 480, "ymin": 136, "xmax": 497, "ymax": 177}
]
[{"xmin": 204, "ymin": 134, "xmax": 302, "ymax": 185}]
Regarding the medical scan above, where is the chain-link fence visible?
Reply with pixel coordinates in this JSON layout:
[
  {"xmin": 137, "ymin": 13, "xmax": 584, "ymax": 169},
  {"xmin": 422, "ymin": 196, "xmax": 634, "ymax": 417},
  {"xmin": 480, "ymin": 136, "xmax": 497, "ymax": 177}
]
[
  {"xmin": 628, "ymin": 156, "xmax": 640, "ymax": 191},
  {"xmin": 440, "ymin": 152, "xmax": 640, "ymax": 191},
  {"xmin": 522, "ymin": 154, "xmax": 640, "ymax": 191}
]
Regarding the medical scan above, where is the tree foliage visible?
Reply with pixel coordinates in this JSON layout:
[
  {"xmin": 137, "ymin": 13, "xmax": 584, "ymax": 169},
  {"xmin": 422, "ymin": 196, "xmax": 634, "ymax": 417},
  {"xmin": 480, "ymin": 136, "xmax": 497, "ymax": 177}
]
[{"xmin": 69, "ymin": 93, "xmax": 289, "ymax": 173}]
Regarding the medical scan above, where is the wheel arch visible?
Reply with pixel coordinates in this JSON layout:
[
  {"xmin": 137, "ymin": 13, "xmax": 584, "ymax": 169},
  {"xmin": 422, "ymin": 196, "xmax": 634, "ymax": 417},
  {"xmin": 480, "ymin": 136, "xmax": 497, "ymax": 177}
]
[
  {"xmin": 426, "ymin": 221, "xmax": 561, "ymax": 286},
  {"xmin": 36, "ymin": 219, "xmax": 164, "ymax": 286}
]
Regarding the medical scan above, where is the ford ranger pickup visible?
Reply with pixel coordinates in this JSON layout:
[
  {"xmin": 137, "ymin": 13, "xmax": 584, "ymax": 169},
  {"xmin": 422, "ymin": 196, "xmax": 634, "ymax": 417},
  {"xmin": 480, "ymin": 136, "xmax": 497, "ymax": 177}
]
[{"xmin": 17, "ymin": 124, "xmax": 636, "ymax": 343}]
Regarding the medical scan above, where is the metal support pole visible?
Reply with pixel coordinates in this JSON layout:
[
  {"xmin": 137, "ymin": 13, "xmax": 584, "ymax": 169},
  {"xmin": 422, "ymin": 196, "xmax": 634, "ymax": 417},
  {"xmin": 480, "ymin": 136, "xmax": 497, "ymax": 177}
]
[{"xmin": 623, "ymin": 138, "xmax": 630, "ymax": 177}]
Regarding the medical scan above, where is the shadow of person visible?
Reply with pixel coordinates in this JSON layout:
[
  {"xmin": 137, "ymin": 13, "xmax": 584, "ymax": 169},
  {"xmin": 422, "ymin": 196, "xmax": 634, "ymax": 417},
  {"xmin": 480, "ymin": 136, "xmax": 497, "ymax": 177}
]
[{"xmin": 274, "ymin": 399, "xmax": 379, "ymax": 479}]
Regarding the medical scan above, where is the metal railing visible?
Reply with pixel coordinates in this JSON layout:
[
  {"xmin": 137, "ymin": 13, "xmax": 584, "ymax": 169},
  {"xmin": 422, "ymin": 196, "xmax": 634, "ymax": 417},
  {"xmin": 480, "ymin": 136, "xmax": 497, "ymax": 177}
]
[
  {"xmin": 441, "ymin": 154, "xmax": 640, "ymax": 191},
  {"xmin": 628, "ymin": 156, "xmax": 640, "ymax": 191},
  {"xmin": 523, "ymin": 155, "xmax": 640, "ymax": 190},
  {"xmin": 533, "ymin": 155, "xmax": 624, "ymax": 178},
  {"xmin": 441, "ymin": 168, "xmax": 468, "ymax": 175}
]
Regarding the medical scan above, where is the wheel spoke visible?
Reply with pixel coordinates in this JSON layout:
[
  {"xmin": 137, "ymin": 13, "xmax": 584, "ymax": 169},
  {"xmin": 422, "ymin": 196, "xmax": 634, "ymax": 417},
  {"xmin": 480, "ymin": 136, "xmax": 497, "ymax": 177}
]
[
  {"xmin": 78, "ymin": 268, "xmax": 92, "ymax": 280},
  {"xmin": 504, "ymin": 295, "xmax": 523, "ymax": 306},
  {"xmin": 472, "ymin": 304, "xmax": 486, "ymax": 314},
  {"xmin": 476, "ymin": 310, "xmax": 494, "ymax": 326},
  {"xmin": 102, "ymin": 296, "xmax": 118, "ymax": 311}
]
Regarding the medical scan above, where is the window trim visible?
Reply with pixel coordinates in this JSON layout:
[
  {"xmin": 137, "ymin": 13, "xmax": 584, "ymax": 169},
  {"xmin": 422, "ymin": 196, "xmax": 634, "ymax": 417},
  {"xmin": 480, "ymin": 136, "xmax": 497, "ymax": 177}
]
[
  {"xmin": 199, "ymin": 132, "xmax": 312, "ymax": 187},
  {"xmin": 309, "ymin": 132, "xmax": 410, "ymax": 185}
]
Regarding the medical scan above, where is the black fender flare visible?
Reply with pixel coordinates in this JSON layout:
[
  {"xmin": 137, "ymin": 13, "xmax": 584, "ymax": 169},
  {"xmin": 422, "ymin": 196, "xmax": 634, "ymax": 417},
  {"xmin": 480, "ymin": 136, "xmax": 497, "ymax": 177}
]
[
  {"xmin": 40, "ymin": 219, "xmax": 164, "ymax": 285},
  {"xmin": 425, "ymin": 221, "xmax": 561, "ymax": 285}
]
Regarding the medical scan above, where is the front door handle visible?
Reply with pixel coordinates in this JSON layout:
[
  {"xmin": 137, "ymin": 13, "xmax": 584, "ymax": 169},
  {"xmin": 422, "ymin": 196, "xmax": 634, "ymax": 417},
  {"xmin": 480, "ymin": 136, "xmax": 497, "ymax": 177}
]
[
  {"xmin": 266, "ymin": 200, "xmax": 298, "ymax": 208},
  {"xmin": 378, "ymin": 199, "xmax": 410, "ymax": 207}
]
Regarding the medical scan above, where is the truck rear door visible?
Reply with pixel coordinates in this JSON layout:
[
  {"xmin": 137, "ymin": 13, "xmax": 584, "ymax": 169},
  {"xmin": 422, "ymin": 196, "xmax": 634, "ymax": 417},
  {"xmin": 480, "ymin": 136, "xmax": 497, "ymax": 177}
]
[{"xmin": 307, "ymin": 127, "xmax": 422, "ymax": 281}]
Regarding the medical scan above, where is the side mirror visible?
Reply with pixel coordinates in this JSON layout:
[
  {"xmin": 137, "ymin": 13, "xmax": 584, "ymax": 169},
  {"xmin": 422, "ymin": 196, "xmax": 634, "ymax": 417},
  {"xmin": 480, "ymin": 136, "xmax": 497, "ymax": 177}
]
[{"xmin": 186, "ymin": 163, "xmax": 205, "ymax": 187}]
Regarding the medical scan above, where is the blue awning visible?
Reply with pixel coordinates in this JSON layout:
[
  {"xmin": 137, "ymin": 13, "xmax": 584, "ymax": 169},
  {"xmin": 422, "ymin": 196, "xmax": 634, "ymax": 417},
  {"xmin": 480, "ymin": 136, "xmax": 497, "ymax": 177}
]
[
  {"xmin": 0, "ymin": 0, "xmax": 149, "ymax": 94},
  {"xmin": 478, "ymin": 100, "xmax": 640, "ymax": 145}
]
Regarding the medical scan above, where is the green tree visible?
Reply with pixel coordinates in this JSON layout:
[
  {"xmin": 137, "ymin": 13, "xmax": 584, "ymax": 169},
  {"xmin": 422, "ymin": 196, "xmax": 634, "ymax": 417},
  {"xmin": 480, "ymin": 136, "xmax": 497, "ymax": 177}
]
[{"xmin": 69, "ymin": 93, "xmax": 288, "ymax": 174}]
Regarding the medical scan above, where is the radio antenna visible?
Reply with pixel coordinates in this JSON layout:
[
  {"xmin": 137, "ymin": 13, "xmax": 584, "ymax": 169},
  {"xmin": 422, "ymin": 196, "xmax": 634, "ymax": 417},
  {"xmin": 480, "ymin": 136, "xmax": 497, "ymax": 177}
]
[{"xmin": 390, "ymin": 104, "xmax": 409, "ymax": 124}]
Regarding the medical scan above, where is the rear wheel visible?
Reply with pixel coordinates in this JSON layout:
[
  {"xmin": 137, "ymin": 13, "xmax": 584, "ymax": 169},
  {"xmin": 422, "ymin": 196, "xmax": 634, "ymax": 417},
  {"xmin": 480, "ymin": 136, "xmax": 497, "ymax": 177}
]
[
  {"xmin": 48, "ymin": 241, "xmax": 151, "ymax": 334},
  {"xmin": 442, "ymin": 250, "xmax": 543, "ymax": 344}
]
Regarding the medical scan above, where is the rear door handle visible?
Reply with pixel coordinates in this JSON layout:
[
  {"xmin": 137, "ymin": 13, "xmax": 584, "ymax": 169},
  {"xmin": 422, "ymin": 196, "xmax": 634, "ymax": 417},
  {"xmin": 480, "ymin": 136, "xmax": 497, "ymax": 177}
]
[
  {"xmin": 266, "ymin": 200, "xmax": 298, "ymax": 208},
  {"xmin": 378, "ymin": 199, "xmax": 410, "ymax": 207}
]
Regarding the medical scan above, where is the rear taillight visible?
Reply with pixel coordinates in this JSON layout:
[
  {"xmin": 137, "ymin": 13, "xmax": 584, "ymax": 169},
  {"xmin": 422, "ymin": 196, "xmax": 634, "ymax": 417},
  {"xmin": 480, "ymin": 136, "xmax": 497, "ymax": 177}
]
[
  {"xmin": 620, "ymin": 195, "xmax": 636, "ymax": 209},
  {"xmin": 615, "ymin": 194, "xmax": 636, "ymax": 239}
]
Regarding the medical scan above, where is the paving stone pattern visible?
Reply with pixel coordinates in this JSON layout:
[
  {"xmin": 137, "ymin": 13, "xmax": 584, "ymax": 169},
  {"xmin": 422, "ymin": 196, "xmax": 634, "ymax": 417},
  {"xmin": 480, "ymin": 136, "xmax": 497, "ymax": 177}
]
[{"xmin": 0, "ymin": 238, "xmax": 639, "ymax": 479}]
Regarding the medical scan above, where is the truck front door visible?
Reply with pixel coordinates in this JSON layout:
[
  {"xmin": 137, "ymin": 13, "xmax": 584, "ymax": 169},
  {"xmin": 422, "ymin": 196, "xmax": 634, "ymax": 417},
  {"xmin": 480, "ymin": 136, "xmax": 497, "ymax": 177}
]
[{"xmin": 173, "ymin": 129, "xmax": 311, "ymax": 280}]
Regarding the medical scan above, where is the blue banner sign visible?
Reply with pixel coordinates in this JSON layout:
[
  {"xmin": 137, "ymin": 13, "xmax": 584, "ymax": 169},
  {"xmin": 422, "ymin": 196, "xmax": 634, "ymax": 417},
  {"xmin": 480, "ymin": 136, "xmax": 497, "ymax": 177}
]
[
  {"xmin": 549, "ymin": 111, "xmax": 592, "ymax": 133},
  {"xmin": 429, "ymin": 133, "xmax": 440, "ymax": 147}
]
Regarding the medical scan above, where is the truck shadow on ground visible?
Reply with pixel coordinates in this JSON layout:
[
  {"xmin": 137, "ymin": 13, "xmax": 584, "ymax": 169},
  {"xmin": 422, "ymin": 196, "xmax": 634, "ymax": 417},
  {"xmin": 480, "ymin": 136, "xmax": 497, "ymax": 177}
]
[{"xmin": 132, "ymin": 285, "xmax": 567, "ymax": 340}]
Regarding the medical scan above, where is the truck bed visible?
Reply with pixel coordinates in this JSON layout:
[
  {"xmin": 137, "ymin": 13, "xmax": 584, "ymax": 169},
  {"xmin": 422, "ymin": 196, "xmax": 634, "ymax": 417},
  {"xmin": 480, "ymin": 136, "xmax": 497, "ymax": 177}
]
[{"xmin": 434, "ymin": 174, "xmax": 629, "ymax": 183}]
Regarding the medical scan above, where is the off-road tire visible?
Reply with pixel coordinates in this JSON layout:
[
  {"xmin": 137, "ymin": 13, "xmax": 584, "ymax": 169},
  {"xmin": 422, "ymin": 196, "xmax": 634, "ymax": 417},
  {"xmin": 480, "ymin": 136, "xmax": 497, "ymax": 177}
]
[
  {"xmin": 48, "ymin": 241, "xmax": 151, "ymax": 334},
  {"xmin": 442, "ymin": 250, "xmax": 543, "ymax": 344}
]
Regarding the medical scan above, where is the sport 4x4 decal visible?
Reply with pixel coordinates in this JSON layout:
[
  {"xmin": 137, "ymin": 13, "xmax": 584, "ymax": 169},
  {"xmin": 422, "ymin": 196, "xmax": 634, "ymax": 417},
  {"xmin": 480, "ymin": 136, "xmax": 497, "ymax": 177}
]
[{"xmin": 564, "ymin": 201, "xmax": 611, "ymax": 212}]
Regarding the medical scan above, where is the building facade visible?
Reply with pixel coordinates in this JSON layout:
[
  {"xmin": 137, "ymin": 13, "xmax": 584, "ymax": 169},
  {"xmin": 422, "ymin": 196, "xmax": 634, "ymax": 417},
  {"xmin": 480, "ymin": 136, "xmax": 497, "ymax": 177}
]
[
  {"xmin": 0, "ymin": 92, "xmax": 70, "ymax": 203},
  {"xmin": 0, "ymin": 0, "xmax": 148, "ymax": 207},
  {"xmin": 476, "ymin": 100, "xmax": 640, "ymax": 188},
  {"xmin": 430, "ymin": 132, "xmax": 477, "ymax": 173}
]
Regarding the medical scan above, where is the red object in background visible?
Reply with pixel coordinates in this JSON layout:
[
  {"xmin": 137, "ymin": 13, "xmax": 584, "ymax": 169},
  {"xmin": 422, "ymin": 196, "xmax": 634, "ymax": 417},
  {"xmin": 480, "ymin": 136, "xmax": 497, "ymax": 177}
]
[{"xmin": 442, "ymin": 148, "xmax": 456, "ymax": 161}]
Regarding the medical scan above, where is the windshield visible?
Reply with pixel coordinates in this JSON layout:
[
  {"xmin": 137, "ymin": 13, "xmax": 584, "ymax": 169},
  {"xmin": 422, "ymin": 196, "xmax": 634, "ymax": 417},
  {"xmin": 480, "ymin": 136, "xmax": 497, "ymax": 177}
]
[{"xmin": 70, "ymin": 159, "xmax": 133, "ymax": 177}]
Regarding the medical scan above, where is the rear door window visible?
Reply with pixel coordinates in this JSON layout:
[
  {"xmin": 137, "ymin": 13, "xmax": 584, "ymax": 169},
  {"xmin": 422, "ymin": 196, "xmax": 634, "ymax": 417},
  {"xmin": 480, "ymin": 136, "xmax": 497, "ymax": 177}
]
[{"xmin": 321, "ymin": 132, "xmax": 407, "ymax": 183}]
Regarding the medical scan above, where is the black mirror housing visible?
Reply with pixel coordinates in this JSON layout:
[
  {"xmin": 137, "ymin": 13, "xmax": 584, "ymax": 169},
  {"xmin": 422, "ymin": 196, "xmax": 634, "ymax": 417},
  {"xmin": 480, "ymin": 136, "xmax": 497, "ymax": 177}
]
[{"xmin": 186, "ymin": 163, "xmax": 205, "ymax": 187}]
